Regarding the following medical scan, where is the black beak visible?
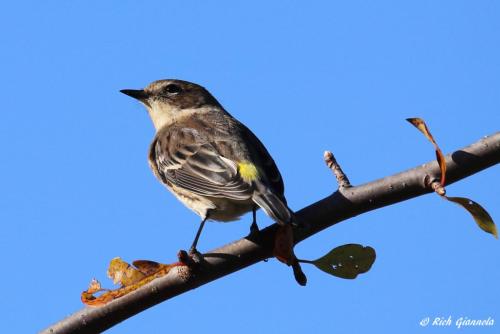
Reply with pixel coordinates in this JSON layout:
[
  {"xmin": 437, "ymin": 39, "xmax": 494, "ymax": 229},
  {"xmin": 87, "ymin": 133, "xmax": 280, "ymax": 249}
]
[{"xmin": 120, "ymin": 89, "xmax": 149, "ymax": 101}]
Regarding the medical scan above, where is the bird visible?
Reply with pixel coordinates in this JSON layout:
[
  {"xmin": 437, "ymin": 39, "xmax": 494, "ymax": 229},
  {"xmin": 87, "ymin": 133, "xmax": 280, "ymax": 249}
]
[{"xmin": 120, "ymin": 79, "xmax": 296, "ymax": 255}]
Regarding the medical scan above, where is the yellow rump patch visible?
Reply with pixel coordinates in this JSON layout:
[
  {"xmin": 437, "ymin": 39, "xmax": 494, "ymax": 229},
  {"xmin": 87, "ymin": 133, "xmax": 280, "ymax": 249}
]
[{"xmin": 238, "ymin": 161, "xmax": 260, "ymax": 182}]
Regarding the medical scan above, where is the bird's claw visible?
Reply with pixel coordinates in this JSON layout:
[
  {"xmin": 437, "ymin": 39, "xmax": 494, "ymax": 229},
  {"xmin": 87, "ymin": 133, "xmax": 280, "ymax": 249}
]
[{"xmin": 188, "ymin": 247, "xmax": 203, "ymax": 263}]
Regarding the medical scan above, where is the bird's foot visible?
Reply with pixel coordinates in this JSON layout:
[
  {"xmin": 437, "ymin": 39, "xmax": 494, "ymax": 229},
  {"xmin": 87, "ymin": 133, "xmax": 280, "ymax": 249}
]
[
  {"xmin": 249, "ymin": 220, "xmax": 260, "ymax": 234},
  {"xmin": 188, "ymin": 247, "xmax": 204, "ymax": 263},
  {"xmin": 247, "ymin": 221, "xmax": 263, "ymax": 243},
  {"xmin": 177, "ymin": 248, "xmax": 203, "ymax": 266}
]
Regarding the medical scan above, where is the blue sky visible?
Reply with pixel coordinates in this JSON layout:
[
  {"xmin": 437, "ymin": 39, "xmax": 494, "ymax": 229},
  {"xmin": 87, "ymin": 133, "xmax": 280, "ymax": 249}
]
[{"xmin": 1, "ymin": 1, "xmax": 499, "ymax": 333}]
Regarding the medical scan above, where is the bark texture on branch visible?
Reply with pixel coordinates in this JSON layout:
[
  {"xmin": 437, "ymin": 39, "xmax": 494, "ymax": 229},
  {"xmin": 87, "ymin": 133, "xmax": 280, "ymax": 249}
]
[{"xmin": 41, "ymin": 132, "xmax": 500, "ymax": 334}]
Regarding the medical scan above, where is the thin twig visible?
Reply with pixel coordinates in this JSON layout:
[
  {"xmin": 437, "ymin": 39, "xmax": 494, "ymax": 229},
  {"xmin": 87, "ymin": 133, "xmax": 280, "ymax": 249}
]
[{"xmin": 324, "ymin": 151, "xmax": 352, "ymax": 189}]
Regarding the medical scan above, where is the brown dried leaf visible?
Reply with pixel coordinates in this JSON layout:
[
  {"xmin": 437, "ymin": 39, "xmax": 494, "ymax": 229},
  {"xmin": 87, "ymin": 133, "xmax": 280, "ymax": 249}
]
[
  {"xmin": 87, "ymin": 278, "xmax": 103, "ymax": 294},
  {"xmin": 273, "ymin": 225, "xmax": 307, "ymax": 286},
  {"xmin": 407, "ymin": 118, "xmax": 496, "ymax": 239},
  {"xmin": 446, "ymin": 196, "xmax": 498, "ymax": 239},
  {"xmin": 273, "ymin": 224, "xmax": 295, "ymax": 265},
  {"xmin": 132, "ymin": 260, "xmax": 164, "ymax": 276},
  {"xmin": 107, "ymin": 257, "xmax": 146, "ymax": 286},
  {"xmin": 82, "ymin": 258, "xmax": 182, "ymax": 307},
  {"xmin": 81, "ymin": 278, "xmax": 110, "ymax": 306},
  {"xmin": 407, "ymin": 117, "xmax": 447, "ymax": 186}
]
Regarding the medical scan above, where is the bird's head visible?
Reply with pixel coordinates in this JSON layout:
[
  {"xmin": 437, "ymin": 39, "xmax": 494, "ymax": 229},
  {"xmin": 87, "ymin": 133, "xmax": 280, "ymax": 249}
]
[{"xmin": 121, "ymin": 79, "xmax": 221, "ymax": 130}]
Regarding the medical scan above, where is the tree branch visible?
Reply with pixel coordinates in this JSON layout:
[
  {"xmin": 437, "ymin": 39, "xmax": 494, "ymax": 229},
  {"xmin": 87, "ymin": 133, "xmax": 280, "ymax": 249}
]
[{"xmin": 41, "ymin": 132, "xmax": 500, "ymax": 334}]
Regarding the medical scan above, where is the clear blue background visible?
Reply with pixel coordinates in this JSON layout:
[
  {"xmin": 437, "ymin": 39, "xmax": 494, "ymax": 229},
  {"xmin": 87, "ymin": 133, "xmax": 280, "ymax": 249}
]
[{"xmin": 0, "ymin": 1, "xmax": 498, "ymax": 333}]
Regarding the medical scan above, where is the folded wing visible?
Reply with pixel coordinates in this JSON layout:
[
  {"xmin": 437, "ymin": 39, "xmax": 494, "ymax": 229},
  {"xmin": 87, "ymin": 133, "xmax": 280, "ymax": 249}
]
[{"xmin": 150, "ymin": 127, "xmax": 253, "ymax": 201}]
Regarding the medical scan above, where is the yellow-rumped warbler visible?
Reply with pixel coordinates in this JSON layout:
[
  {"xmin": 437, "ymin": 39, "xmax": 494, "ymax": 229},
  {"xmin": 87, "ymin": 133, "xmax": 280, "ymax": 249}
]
[{"xmin": 120, "ymin": 79, "xmax": 296, "ymax": 254}]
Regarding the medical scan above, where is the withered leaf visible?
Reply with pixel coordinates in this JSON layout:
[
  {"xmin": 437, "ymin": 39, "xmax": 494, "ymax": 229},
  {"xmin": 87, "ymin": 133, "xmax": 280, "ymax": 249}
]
[
  {"xmin": 107, "ymin": 257, "xmax": 146, "ymax": 286},
  {"xmin": 133, "ymin": 260, "xmax": 165, "ymax": 276},
  {"xmin": 273, "ymin": 224, "xmax": 295, "ymax": 265},
  {"xmin": 407, "ymin": 117, "xmax": 447, "ymax": 186},
  {"xmin": 273, "ymin": 225, "xmax": 307, "ymax": 286},
  {"xmin": 82, "ymin": 258, "xmax": 181, "ymax": 307},
  {"xmin": 407, "ymin": 118, "xmax": 496, "ymax": 239},
  {"xmin": 87, "ymin": 278, "xmax": 104, "ymax": 294},
  {"xmin": 446, "ymin": 196, "xmax": 498, "ymax": 239}
]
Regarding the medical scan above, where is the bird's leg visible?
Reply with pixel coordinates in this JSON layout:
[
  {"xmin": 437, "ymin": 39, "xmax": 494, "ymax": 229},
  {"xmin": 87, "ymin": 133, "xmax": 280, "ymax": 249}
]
[
  {"xmin": 249, "ymin": 206, "xmax": 260, "ymax": 234},
  {"xmin": 189, "ymin": 215, "xmax": 208, "ymax": 255}
]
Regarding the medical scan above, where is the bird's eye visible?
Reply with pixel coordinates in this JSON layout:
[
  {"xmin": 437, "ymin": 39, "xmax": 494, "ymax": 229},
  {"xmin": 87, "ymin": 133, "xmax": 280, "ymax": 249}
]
[{"xmin": 165, "ymin": 84, "xmax": 181, "ymax": 95}]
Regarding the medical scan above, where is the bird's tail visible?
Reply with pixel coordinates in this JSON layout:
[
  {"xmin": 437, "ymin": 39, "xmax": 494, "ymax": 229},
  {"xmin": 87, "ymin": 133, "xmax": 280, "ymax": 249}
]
[
  {"xmin": 252, "ymin": 182, "xmax": 298, "ymax": 226},
  {"xmin": 253, "ymin": 182, "xmax": 308, "ymax": 285},
  {"xmin": 253, "ymin": 191, "xmax": 292, "ymax": 225}
]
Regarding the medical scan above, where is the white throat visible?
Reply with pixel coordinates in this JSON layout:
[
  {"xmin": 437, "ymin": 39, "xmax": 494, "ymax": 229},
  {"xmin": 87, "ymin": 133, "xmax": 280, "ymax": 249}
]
[
  {"xmin": 146, "ymin": 101, "xmax": 180, "ymax": 130},
  {"xmin": 146, "ymin": 102, "xmax": 212, "ymax": 131}
]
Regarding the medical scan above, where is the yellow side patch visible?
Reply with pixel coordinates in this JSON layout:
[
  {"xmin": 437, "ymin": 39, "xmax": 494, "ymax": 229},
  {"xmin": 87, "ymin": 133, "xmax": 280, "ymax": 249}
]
[{"xmin": 238, "ymin": 161, "xmax": 260, "ymax": 182}]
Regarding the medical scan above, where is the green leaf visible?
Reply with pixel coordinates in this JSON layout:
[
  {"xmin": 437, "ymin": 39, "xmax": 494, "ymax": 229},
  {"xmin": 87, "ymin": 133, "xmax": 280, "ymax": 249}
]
[
  {"xmin": 312, "ymin": 244, "xmax": 376, "ymax": 279},
  {"xmin": 446, "ymin": 196, "xmax": 498, "ymax": 239}
]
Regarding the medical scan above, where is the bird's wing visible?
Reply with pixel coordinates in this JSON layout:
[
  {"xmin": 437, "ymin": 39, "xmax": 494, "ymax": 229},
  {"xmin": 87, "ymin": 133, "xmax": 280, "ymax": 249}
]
[
  {"xmin": 238, "ymin": 122, "xmax": 285, "ymax": 199},
  {"xmin": 149, "ymin": 127, "xmax": 253, "ymax": 201},
  {"xmin": 235, "ymin": 122, "xmax": 293, "ymax": 224}
]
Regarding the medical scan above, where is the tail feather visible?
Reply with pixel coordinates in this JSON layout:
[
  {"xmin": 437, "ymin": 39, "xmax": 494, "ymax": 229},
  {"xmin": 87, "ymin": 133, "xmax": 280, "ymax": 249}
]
[{"xmin": 252, "ymin": 190, "xmax": 293, "ymax": 225}]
